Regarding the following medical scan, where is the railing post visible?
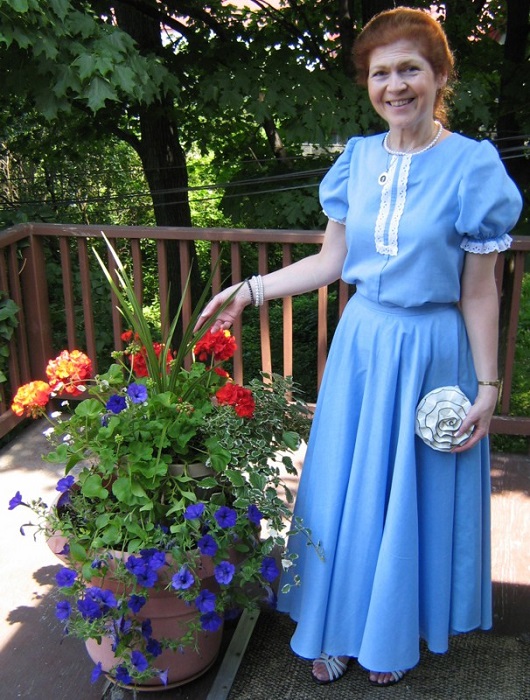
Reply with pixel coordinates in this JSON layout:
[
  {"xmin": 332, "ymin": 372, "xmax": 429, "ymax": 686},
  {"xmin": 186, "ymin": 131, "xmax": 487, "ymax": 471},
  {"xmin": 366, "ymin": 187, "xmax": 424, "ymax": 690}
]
[{"xmin": 20, "ymin": 233, "xmax": 53, "ymax": 380}]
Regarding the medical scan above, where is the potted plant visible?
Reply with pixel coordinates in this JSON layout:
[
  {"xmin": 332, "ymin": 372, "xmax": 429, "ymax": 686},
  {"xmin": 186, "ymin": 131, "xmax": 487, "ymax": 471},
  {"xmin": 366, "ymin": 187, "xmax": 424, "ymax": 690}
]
[{"xmin": 8, "ymin": 237, "xmax": 311, "ymax": 690}]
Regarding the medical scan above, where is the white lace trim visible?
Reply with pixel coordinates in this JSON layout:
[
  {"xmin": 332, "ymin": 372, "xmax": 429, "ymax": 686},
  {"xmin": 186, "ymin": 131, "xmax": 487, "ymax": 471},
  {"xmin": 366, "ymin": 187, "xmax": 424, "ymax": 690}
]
[
  {"xmin": 460, "ymin": 232, "xmax": 512, "ymax": 254},
  {"xmin": 374, "ymin": 155, "xmax": 410, "ymax": 256},
  {"xmin": 323, "ymin": 210, "xmax": 346, "ymax": 225},
  {"xmin": 374, "ymin": 156, "xmax": 398, "ymax": 255}
]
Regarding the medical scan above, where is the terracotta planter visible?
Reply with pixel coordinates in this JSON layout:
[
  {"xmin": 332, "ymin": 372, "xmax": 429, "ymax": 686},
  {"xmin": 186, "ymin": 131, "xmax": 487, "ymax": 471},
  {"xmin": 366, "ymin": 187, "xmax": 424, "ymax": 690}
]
[{"xmin": 84, "ymin": 578, "xmax": 223, "ymax": 690}]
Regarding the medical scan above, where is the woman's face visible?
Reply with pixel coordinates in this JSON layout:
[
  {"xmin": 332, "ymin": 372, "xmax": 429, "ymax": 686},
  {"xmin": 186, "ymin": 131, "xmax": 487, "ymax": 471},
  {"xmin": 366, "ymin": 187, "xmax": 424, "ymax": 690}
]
[{"xmin": 367, "ymin": 39, "xmax": 446, "ymax": 132}]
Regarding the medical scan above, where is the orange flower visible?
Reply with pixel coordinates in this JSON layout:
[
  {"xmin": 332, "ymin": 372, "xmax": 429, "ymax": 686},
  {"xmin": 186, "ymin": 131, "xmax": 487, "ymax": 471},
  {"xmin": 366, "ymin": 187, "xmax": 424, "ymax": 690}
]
[
  {"xmin": 194, "ymin": 330, "xmax": 237, "ymax": 363},
  {"xmin": 11, "ymin": 381, "xmax": 52, "ymax": 418},
  {"xmin": 46, "ymin": 350, "xmax": 92, "ymax": 397},
  {"xmin": 216, "ymin": 383, "xmax": 255, "ymax": 419}
]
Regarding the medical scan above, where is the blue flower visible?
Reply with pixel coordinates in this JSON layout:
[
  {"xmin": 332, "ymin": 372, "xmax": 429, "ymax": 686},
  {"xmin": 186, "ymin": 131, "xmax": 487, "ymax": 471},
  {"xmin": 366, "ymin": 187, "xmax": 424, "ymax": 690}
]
[
  {"xmin": 195, "ymin": 589, "xmax": 216, "ymax": 613},
  {"xmin": 56, "ymin": 567, "xmax": 77, "ymax": 587},
  {"xmin": 131, "ymin": 650, "xmax": 149, "ymax": 672},
  {"xmin": 125, "ymin": 555, "xmax": 145, "ymax": 577},
  {"xmin": 158, "ymin": 669, "xmax": 169, "ymax": 686},
  {"xmin": 8, "ymin": 491, "xmax": 23, "ymax": 510},
  {"xmin": 214, "ymin": 561, "xmax": 235, "ymax": 585},
  {"xmin": 260, "ymin": 556, "xmax": 280, "ymax": 582},
  {"xmin": 115, "ymin": 665, "xmax": 133, "ymax": 685},
  {"xmin": 197, "ymin": 534, "xmax": 218, "ymax": 557},
  {"xmin": 128, "ymin": 594, "xmax": 146, "ymax": 613},
  {"xmin": 55, "ymin": 600, "xmax": 72, "ymax": 621},
  {"xmin": 146, "ymin": 638, "xmax": 163, "ymax": 658},
  {"xmin": 105, "ymin": 394, "xmax": 127, "ymax": 414},
  {"xmin": 214, "ymin": 506, "xmax": 237, "ymax": 528},
  {"xmin": 56, "ymin": 475, "xmax": 75, "ymax": 493},
  {"xmin": 127, "ymin": 382, "xmax": 148, "ymax": 404},
  {"xmin": 171, "ymin": 567, "xmax": 195, "ymax": 591},
  {"xmin": 247, "ymin": 504, "xmax": 264, "ymax": 525},
  {"xmin": 141, "ymin": 548, "xmax": 166, "ymax": 571},
  {"xmin": 77, "ymin": 596, "xmax": 102, "ymax": 621},
  {"xmin": 184, "ymin": 503, "xmax": 205, "ymax": 520},
  {"xmin": 141, "ymin": 619, "xmax": 152, "ymax": 640},
  {"xmin": 97, "ymin": 588, "xmax": 118, "ymax": 610},
  {"xmin": 200, "ymin": 611, "xmax": 223, "ymax": 632},
  {"xmin": 90, "ymin": 662, "xmax": 103, "ymax": 684}
]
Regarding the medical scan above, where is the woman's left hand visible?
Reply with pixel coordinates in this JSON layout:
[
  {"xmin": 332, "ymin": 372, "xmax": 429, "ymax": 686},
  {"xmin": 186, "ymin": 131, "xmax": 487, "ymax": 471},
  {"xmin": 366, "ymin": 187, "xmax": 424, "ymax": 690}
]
[{"xmin": 451, "ymin": 385, "xmax": 498, "ymax": 453}]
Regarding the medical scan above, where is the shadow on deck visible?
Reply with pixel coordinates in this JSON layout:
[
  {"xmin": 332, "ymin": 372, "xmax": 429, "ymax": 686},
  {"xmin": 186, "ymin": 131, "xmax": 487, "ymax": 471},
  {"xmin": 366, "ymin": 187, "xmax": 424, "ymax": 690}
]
[{"xmin": 1, "ymin": 423, "xmax": 529, "ymax": 699}]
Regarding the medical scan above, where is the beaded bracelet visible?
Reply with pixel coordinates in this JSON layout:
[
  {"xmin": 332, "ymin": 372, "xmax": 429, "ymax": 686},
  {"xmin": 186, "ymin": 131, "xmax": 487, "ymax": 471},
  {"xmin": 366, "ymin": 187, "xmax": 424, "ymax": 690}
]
[
  {"xmin": 245, "ymin": 278, "xmax": 255, "ymax": 306},
  {"xmin": 251, "ymin": 275, "xmax": 264, "ymax": 307}
]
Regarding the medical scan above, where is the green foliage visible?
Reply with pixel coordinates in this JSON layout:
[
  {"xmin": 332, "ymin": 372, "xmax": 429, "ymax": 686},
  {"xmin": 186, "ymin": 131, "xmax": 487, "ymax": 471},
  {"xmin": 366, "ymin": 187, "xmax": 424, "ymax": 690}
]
[{"xmin": 0, "ymin": 292, "xmax": 19, "ymax": 384}]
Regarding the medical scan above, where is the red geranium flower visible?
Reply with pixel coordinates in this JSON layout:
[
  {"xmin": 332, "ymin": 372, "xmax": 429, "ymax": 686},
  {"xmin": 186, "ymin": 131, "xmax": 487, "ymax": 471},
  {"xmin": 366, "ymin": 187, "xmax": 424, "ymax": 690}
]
[
  {"xmin": 194, "ymin": 330, "xmax": 237, "ymax": 363},
  {"xmin": 11, "ymin": 380, "xmax": 52, "ymax": 418},
  {"xmin": 216, "ymin": 383, "xmax": 255, "ymax": 419},
  {"xmin": 46, "ymin": 350, "xmax": 92, "ymax": 396}
]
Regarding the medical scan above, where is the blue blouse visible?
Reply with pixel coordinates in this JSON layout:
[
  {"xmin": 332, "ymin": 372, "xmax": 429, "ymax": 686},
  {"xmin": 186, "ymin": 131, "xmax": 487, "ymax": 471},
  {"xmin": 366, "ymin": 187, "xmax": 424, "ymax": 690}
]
[{"xmin": 320, "ymin": 133, "xmax": 523, "ymax": 307}]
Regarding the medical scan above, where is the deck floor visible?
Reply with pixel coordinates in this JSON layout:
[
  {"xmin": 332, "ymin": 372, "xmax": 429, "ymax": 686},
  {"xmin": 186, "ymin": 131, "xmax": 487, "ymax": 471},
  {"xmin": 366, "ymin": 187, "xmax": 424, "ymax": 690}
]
[{"xmin": 1, "ymin": 422, "xmax": 529, "ymax": 699}]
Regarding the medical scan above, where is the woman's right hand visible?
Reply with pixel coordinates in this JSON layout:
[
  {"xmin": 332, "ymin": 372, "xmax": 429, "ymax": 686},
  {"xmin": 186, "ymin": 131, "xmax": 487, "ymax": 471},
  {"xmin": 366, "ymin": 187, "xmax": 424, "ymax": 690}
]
[{"xmin": 194, "ymin": 282, "xmax": 251, "ymax": 333}]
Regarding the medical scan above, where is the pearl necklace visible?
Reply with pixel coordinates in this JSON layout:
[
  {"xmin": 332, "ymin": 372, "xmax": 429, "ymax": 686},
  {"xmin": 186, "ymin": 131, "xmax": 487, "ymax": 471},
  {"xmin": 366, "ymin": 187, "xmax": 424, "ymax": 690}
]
[{"xmin": 378, "ymin": 120, "xmax": 443, "ymax": 185}]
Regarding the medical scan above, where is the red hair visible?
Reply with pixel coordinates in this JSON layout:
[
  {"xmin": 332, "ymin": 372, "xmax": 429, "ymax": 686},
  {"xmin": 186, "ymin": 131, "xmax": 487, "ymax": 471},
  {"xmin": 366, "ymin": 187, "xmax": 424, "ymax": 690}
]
[{"xmin": 353, "ymin": 7, "xmax": 455, "ymax": 123}]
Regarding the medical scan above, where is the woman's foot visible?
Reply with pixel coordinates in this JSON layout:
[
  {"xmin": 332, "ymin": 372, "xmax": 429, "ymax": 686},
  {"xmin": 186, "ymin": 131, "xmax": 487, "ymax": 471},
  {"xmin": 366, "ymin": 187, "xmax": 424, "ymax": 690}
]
[
  {"xmin": 311, "ymin": 653, "xmax": 349, "ymax": 684},
  {"xmin": 369, "ymin": 669, "xmax": 409, "ymax": 687}
]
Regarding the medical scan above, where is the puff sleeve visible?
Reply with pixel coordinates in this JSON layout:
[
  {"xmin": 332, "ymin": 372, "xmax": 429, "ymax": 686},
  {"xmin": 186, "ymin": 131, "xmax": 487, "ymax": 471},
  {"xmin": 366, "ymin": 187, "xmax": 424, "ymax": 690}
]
[
  {"xmin": 456, "ymin": 140, "xmax": 522, "ymax": 254},
  {"xmin": 319, "ymin": 137, "xmax": 360, "ymax": 224}
]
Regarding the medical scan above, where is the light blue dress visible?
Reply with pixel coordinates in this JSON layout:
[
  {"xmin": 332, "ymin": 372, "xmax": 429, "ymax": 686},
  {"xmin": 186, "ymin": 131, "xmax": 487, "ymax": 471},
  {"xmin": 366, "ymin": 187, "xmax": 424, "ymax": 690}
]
[{"xmin": 277, "ymin": 133, "xmax": 522, "ymax": 673}]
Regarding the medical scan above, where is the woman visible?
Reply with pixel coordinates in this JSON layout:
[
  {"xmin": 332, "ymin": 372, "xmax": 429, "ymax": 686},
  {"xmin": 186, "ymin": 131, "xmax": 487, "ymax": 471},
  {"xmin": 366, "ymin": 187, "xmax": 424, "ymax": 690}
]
[{"xmin": 197, "ymin": 7, "xmax": 522, "ymax": 688}]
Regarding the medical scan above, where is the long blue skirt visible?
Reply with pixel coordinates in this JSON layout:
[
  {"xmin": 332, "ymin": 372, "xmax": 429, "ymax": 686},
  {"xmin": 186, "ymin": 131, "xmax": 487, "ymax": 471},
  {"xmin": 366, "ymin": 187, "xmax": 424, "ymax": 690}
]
[{"xmin": 277, "ymin": 293, "xmax": 492, "ymax": 673}]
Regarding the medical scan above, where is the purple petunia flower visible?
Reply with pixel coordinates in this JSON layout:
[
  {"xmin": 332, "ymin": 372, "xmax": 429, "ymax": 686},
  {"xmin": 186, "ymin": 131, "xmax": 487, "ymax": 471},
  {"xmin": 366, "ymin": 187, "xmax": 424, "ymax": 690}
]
[
  {"xmin": 214, "ymin": 506, "xmax": 237, "ymax": 528},
  {"xmin": 247, "ymin": 504, "xmax": 264, "ymax": 525},
  {"xmin": 56, "ymin": 475, "xmax": 75, "ymax": 493},
  {"xmin": 184, "ymin": 503, "xmax": 205, "ymax": 520},
  {"xmin": 105, "ymin": 394, "xmax": 127, "ymax": 414},
  {"xmin": 260, "ymin": 556, "xmax": 280, "ymax": 582},
  {"xmin": 158, "ymin": 669, "xmax": 169, "ymax": 686},
  {"xmin": 56, "ymin": 567, "xmax": 77, "ymax": 587},
  {"xmin": 141, "ymin": 619, "xmax": 153, "ymax": 641},
  {"xmin": 200, "ymin": 611, "xmax": 223, "ymax": 632},
  {"xmin": 127, "ymin": 383, "xmax": 148, "ymax": 404},
  {"xmin": 77, "ymin": 596, "xmax": 102, "ymax": 621},
  {"xmin": 131, "ymin": 650, "xmax": 149, "ymax": 672},
  {"xmin": 8, "ymin": 491, "xmax": 23, "ymax": 510},
  {"xmin": 55, "ymin": 600, "xmax": 72, "ymax": 621},
  {"xmin": 125, "ymin": 555, "xmax": 146, "ymax": 577},
  {"xmin": 97, "ymin": 588, "xmax": 118, "ymax": 610},
  {"xmin": 115, "ymin": 665, "xmax": 133, "ymax": 685},
  {"xmin": 171, "ymin": 567, "xmax": 195, "ymax": 591},
  {"xmin": 195, "ymin": 589, "xmax": 216, "ymax": 613},
  {"xmin": 146, "ymin": 638, "xmax": 163, "ymax": 658},
  {"xmin": 90, "ymin": 662, "xmax": 103, "ymax": 684},
  {"xmin": 128, "ymin": 594, "xmax": 147, "ymax": 613},
  {"xmin": 214, "ymin": 561, "xmax": 235, "ymax": 585},
  {"xmin": 197, "ymin": 534, "xmax": 218, "ymax": 557},
  {"xmin": 141, "ymin": 548, "xmax": 166, "ymax": 571}
]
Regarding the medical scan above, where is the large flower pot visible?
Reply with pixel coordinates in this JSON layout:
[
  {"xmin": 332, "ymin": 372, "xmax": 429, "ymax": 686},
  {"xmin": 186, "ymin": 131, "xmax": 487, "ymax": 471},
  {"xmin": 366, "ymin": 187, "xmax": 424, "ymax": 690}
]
[{"xmin": 85, "ymin": 580, "xmax": 224, "ymax": 690}]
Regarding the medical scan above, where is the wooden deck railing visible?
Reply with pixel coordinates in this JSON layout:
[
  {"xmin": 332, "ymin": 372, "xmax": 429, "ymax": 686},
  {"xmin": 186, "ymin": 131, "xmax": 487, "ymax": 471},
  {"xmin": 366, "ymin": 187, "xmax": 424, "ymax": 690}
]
[{"xmin": 0, "ymin": 222, "xmax": 528, "ymax": 440}]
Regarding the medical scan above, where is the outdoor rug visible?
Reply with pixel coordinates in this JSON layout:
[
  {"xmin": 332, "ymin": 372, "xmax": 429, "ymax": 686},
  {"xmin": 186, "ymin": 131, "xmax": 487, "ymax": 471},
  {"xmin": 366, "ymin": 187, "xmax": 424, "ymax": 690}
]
[{"xmin": 228, "ymin": 609, "xmax": 530, "ymax": 700}]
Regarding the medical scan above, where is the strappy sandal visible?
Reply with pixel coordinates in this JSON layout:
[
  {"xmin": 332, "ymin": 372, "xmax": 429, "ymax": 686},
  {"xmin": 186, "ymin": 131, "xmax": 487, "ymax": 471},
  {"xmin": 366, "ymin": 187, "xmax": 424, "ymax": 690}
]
[
  {"xmin": 311, "ymin": 653, "xmax": 349, "ymax": 685},
  {"xmin": 369, "ymin": 669, "xmax": 409, "ymax": 687}
]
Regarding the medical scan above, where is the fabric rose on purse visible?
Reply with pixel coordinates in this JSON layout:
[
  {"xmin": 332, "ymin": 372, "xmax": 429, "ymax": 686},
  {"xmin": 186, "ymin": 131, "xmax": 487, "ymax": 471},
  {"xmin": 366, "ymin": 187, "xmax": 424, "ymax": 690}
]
[{"xmin": 415, "ymin": 385, "xmax": 474, "ymax": 452}]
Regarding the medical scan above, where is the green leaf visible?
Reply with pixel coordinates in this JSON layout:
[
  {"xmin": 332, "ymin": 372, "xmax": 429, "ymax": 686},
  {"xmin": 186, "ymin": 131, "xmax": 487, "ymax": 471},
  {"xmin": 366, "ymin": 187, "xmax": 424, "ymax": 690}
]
[
  {"xmin": 69, "ymin": 541, "xmax": 87, "ymax": 562},
  {"xmin": 86, "ymin": 76, "xmax": 118, "ymax": 112},
  {"xmin": 81, "ymin": 474, "xmax": 108, "ymax": 499},
  {"xmin": 225, "ymin": 469, "xmax": 245, "ymax": 487}
]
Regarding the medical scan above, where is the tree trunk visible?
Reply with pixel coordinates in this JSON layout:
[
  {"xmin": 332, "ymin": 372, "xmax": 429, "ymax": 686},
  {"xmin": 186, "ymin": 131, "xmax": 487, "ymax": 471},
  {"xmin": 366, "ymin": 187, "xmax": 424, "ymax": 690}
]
[
  {"xmin": 113, "ymin": 0, "xmax": 201, "ymax": 322},
  {"xmin": 338, "ymin": 0, "xmax": 355, "ymax": 78}
]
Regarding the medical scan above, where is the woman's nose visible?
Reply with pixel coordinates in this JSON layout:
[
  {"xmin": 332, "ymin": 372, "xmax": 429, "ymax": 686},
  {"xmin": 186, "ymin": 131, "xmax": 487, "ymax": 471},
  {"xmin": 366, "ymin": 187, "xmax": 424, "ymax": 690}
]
[{"xmin": 388, "ymin": 72, "xmax": 406, "ymax": 91}]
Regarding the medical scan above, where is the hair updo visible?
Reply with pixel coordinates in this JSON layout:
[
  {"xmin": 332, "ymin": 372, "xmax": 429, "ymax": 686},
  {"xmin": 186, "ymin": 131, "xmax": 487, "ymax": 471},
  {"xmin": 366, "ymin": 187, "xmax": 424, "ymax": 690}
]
[{"xmin": 353, "ymin": 6, "xmax": 455, "ymax": 124}]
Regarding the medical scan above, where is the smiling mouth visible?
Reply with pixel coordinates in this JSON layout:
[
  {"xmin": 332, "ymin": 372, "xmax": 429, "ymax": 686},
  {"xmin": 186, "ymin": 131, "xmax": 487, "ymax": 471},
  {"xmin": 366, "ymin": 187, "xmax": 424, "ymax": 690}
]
[{"xmin": 387, "ymin": 98, "xmax": 414, "ymax": 107}]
